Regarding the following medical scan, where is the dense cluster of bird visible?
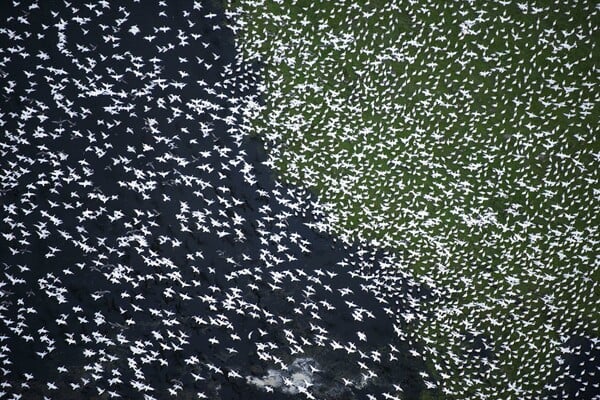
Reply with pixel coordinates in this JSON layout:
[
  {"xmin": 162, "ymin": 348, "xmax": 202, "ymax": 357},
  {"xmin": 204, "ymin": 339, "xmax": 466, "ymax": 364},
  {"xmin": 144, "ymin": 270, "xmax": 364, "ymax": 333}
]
[
  {"xmin": 229, "ymin": 0, "xmax": 599, "ymax": 399},
  {"xmin": 0, "ymin": 0, "xmax": 440, "ymax": 399}
]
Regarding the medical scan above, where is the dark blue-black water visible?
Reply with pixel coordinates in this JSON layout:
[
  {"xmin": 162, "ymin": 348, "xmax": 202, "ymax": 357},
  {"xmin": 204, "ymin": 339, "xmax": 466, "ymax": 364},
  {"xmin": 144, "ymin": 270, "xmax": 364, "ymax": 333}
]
[{"xmin": 0, "ymin": 1, "xmax": 433, "ymax": 399}]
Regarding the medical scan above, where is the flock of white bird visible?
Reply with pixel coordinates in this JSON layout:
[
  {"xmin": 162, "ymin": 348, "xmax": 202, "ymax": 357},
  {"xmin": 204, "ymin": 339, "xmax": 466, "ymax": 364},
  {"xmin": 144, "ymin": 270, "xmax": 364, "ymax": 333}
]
[
  {"xmin": 0, "ymin": 0, "xmax": 598, "ymax": 399},
  {"xmin": 0, "ymin": 1, "xmax": 438, "ymax": 400},
  {"xmin": 229, "ymin": 0, "xmax": 599, "ymax": 399}
]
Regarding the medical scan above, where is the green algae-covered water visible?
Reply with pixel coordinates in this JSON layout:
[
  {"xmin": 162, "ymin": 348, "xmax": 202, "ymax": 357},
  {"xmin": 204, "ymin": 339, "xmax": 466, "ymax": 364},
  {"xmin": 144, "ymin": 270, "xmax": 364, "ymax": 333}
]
[{"xmin": 226, "ymin": 0, "xmax": 599, "ymax": 398}]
